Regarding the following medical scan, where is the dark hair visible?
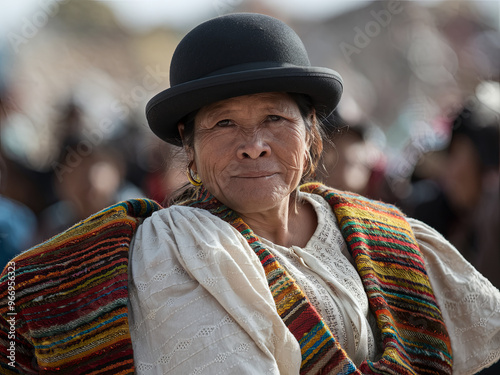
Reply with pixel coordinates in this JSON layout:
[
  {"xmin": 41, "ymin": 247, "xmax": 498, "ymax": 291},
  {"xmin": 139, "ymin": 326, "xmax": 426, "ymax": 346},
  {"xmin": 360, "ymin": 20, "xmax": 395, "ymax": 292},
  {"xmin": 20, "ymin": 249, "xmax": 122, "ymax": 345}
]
[
  {"xmin": 451, "ymin": 98, "xmax": 499, "ymax": 170},
  {"xmin": 288, "ymin": 93, "xmax": 326, "ymax": 183}
]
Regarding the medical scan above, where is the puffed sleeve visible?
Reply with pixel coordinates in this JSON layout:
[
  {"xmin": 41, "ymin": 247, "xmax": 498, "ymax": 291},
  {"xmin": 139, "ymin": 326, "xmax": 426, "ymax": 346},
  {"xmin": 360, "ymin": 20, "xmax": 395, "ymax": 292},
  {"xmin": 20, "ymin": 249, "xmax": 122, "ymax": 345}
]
[
  {"xmin": 128, "ymin": 205, "xmax": 302, "ymax": 374},
  {"xmin": 408, "ymin": 218, "xmax": 500, "ymax": 374}
]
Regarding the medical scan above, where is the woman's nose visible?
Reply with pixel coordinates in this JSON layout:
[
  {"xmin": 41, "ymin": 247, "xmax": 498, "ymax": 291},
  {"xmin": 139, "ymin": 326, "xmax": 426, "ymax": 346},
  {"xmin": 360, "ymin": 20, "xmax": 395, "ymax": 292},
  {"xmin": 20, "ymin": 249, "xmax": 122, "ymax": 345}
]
[{"xmin": 237, "ymin": 133, "xmax": 271, "ymax": 159}]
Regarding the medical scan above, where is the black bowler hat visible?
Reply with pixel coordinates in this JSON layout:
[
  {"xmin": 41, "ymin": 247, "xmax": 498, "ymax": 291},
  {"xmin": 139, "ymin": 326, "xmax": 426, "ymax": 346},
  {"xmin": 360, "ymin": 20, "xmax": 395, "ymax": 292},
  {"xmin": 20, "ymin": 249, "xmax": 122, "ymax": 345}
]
[{"xmin": 146, "ymin": 13, "xmax": 343, "ymax": 146}]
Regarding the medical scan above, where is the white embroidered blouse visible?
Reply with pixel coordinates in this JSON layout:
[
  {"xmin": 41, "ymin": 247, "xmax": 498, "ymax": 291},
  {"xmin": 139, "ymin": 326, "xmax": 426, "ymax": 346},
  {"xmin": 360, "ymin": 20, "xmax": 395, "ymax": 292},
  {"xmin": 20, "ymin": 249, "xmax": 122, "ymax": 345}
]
[{"xmin": 128, "ymin": 192, "xmax": 500, "ymax": 374}]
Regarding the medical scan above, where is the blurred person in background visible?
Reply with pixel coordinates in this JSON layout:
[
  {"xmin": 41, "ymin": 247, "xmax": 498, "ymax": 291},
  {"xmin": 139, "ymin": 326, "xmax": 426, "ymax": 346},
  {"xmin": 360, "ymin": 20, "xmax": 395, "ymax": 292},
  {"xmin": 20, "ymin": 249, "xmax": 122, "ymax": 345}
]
[
  {"xmin": 317, "ymin": 115, "xmax": 387, "ymax": 200},
  {"xmin": 139, "ymin": 135, "xmax": 189, "ymax": 205},
  {"xmin": 409, "ymin": 91, "xmax": 500, "ymax": 289},
  {"xmin": 1, "ymin": 13, "xmax": 499, "ymax": 375},
  {"xmin": 38, "ymin": 141, "xmax": 144, "ymax": 240},
  {"xmin": 35, "ymin": 99, "xmax": 145, "ymax": 240},
  {"xmin": 319, "ymin": 122, "xmax": 371, "ymax": 194}
]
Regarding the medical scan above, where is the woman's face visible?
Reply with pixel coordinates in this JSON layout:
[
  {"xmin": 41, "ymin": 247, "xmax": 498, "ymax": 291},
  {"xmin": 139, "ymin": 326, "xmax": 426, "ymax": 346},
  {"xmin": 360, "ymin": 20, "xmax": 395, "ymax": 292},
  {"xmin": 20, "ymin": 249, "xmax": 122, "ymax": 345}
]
[{"xmin": 185, "ymin": 92, "xmax": 310, "ymax": 215}]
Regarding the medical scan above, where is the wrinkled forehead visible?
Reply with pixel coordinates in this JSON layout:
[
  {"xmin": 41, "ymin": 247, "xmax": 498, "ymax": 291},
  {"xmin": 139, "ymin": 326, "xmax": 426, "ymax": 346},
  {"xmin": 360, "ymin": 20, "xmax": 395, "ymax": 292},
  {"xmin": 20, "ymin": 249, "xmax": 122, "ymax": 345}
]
[{"xmin": 195, "ymin": 92, "xmax": 299, "ymax": 120}]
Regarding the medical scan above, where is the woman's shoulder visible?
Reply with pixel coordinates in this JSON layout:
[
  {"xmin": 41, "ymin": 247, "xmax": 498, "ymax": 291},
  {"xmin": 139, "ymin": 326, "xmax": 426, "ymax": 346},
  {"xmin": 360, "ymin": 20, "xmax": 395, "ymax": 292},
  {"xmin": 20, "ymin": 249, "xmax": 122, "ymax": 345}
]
[
  {"xmin": 139, "ymin": 203, "xmax": 234, "ymax": 235},
  {"xmin": 0, "ymin": 199, "xmax": 158, "ymax": 370},
  {"xmin": 408, "ymin": 216, "xmax": 500, "ymax": 372},
  {"xmin": 406, "ymin": 217, "xmax": 467, "ymax": 261},
  {"xmin": 0, "ymin": 198, "xmax": 160, "ymax": 288},
  {"xmin": 130, "ymin": 203, "xmax": 254, "ymax": 274}
]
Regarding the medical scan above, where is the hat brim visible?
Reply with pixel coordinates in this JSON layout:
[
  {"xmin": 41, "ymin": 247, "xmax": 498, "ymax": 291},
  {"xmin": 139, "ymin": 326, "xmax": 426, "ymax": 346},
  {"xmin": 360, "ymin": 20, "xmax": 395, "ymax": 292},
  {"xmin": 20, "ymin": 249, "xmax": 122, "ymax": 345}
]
[{"xmin": 146, "ymin": 66, "xmax": 343, "ymax": 146}]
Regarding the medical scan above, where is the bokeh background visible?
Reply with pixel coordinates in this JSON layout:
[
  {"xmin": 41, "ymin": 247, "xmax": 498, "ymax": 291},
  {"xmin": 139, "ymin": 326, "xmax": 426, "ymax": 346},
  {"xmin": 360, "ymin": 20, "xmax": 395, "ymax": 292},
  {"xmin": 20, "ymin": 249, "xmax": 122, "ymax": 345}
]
[{"xmin": 0, "ymin": 1, "xmax": 499, "ymax": 293}]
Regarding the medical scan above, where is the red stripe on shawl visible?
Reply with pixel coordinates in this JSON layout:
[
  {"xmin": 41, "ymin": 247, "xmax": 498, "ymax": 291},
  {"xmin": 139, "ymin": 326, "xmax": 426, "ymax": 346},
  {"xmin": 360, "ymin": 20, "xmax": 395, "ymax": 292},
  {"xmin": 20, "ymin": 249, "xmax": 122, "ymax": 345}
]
[
  {"xmin": 18, "ymin": 257, "xmax": 128, "ymax": 312},
  {"xmin": 287, "ymin": 306, "xmax": 321, "ymax": 339}
]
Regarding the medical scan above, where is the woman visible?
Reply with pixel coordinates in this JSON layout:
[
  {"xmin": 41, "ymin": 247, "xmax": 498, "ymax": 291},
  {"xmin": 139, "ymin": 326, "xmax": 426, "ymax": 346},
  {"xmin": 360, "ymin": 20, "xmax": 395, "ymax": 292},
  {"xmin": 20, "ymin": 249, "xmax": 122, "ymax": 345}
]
[{"xmin": 1, "ymin": 13, "xmax": 499, "ymax": 375}]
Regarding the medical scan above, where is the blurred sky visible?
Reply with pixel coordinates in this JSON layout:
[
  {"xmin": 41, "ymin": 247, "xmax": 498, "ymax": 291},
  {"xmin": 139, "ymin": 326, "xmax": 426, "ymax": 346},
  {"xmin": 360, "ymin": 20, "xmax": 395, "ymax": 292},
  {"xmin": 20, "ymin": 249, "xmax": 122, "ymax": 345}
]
[
  {"xmin": 0, "ymin": 0, "xmax": 451, "ymax": 33},
  {"xmin": 0, "ymin": 0, "xmax": 367, "ymax": 32},
  {"xmin": 1, "ymin": 0, "xmax": 497, "ymax": 35},
  {"xmin": 98, "ymin": 0, "xmax": 373, "ymax": 29}
]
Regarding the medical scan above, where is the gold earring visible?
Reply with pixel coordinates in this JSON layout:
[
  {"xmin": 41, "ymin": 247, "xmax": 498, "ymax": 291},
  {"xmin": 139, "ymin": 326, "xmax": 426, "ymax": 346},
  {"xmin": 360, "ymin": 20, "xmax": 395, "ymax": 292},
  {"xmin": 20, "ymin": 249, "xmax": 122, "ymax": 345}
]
[{"xmin": 186, "ymin": 161, "xmax": 202, "ymax": 186}]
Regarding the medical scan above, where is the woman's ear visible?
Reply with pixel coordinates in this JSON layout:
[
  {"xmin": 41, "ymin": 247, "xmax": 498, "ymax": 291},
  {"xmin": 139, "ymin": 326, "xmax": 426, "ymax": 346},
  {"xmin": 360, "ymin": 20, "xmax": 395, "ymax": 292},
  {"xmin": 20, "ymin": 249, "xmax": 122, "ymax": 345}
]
[
  {"xmin": 306, "ymin": 108, "xmax": 316, "ymax": 148},
  {"xmin": 178, "ymin": 122, "xmax": 195, "ymax": 170}
]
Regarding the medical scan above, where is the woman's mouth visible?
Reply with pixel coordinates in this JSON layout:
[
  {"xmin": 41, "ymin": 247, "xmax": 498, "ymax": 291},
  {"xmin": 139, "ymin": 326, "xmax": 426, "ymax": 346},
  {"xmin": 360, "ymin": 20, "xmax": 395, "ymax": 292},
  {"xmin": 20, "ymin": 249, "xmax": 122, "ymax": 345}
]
[{"xmin": 235, "ymin": 172, "xmax": 277, "ymax": 179}]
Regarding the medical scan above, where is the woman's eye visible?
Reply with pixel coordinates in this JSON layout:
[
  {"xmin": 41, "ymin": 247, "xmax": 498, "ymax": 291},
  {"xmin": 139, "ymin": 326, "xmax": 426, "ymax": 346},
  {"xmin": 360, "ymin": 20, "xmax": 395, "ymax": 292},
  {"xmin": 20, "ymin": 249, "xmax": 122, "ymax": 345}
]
[
  {"xmin": 216, "ymin": 119, "xmax": 232, "ymax": 127},
  {"xmin": 267, "ymin": 115, "xmax": 282, "ymax": 122}
]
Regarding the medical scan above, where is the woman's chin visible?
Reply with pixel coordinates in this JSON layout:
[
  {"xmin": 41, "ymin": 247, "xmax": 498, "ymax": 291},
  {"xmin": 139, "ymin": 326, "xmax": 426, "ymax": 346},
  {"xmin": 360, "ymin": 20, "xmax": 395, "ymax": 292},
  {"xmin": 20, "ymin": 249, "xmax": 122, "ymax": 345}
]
[{"xmin": 221, "ymin": 182, "xmax": 292, "ymax": 214}]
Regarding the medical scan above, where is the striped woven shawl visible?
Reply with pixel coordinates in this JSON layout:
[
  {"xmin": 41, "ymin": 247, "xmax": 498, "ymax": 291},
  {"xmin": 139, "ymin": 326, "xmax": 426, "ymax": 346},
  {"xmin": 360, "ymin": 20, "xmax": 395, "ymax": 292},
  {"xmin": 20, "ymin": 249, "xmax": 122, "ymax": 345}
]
[
  {"xmin": 0, "ymin": 199, "xmax": 160, "ymax": 374},
  {"xmin": 184, "ymin": 183, "xmax": 453, "ymax": 375},
  {"xmin": 0, "ymin": 184, "xmax": 452, "ymax": 374}
]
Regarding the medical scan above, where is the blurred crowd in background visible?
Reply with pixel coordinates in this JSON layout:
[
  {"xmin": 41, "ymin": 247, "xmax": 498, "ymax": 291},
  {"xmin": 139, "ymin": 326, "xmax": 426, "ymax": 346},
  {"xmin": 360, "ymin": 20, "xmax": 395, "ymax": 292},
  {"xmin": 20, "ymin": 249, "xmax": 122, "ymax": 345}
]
[{"xmin": 0, "ymin": 0, "xmax": 498, "ymax": 291}]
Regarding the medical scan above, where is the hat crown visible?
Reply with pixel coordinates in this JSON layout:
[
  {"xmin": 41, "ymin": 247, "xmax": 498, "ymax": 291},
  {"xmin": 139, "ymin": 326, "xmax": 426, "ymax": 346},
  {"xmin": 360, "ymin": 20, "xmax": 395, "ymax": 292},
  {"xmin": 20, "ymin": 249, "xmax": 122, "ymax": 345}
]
[{"xmin": 170, "ymin": 13, "xmax": 311, "ymax": 86}]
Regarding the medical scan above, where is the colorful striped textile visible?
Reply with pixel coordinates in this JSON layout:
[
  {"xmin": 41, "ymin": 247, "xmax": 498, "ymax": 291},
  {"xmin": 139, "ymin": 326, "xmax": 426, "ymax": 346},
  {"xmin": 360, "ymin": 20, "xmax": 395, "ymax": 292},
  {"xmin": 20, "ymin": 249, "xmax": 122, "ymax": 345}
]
[
  {"xmin": 184, "ymin": 183, "xmax": 453, "ymax": 375},
  {"xmin": 0, "ymin": 184, "xmax": 452, "ymax": 374},
  {"xmin": 0, "ymin": 199, "xmax": 161, "ymax": 374}
]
